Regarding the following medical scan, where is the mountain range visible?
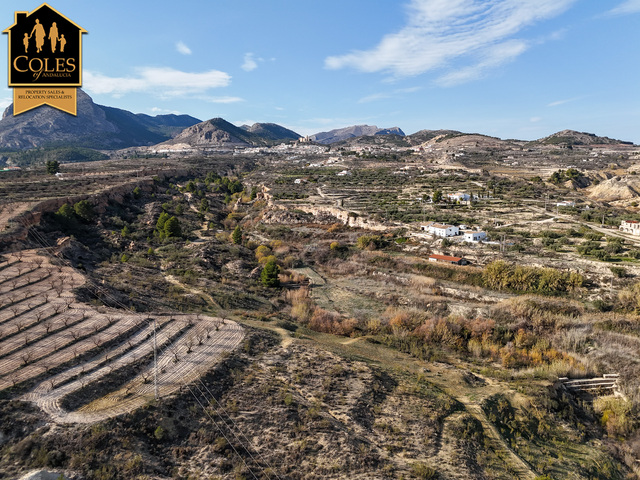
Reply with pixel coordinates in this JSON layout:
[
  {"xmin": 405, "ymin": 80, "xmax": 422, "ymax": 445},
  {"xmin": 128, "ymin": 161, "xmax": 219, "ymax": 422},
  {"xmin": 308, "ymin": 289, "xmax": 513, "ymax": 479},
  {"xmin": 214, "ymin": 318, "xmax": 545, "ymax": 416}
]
[
  {"xmin": 159, "ymin": 118, "xmax": 300, "ymax": 148},
  {"xmin": 310, "ymin": 125, "xmax": 405, "ymax": 144},
  {"xmin": 0, "ymin": 89, "xmax": 201, "ymax": 150},
  {"xmin": 0, "ymin": 91, "xmax": 635, "ymax": 154}
]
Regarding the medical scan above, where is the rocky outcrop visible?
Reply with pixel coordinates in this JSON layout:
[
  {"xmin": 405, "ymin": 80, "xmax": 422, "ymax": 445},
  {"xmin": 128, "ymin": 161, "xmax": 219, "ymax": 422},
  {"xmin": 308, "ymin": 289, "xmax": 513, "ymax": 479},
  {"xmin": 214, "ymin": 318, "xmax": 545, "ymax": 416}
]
[{"xmin": 588, "ymin": 176, "xmax": 640, "ymax": 202}]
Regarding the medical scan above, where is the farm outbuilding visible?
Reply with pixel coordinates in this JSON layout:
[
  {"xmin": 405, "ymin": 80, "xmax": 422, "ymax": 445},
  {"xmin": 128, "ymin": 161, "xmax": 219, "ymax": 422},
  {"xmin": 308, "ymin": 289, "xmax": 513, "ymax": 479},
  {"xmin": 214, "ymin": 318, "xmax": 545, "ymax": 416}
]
[{"xmin": 428, "ymin": 254, "xmax": 469, "ymax": 265}]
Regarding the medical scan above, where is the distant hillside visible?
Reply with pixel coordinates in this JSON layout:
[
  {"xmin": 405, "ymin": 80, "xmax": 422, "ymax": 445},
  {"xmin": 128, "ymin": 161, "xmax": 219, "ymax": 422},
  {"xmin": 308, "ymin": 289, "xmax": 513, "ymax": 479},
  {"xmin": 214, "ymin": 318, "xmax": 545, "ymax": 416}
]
[
  {"xmin": 310, "ymin": 125, "xmax": 405, "ymax": 144},
  {"xmin": 406, "ymin": 129, "xmax": 464, "ymax": 145},
  {"xmin": 240, "ymin": 123, "xmax": 300, "ymax": 142},
  {"xmin": 534, "ymin": 130, "xmax": 634, "ymax": 147},
  {"xmin": 0, "ymin": 89, "xmax": 201, "ymax": 150},
  {"xmin": 162, "ymin": 118, "xmax": 300, "ymax": 147}
]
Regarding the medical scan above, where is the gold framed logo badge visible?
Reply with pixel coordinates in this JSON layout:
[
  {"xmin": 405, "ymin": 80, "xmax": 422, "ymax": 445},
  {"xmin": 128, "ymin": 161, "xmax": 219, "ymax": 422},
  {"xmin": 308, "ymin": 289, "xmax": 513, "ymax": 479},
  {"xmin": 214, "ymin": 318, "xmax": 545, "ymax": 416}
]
[{"xmin": 3, "ymin": 3, "xmax": 86, "ymax": 115}]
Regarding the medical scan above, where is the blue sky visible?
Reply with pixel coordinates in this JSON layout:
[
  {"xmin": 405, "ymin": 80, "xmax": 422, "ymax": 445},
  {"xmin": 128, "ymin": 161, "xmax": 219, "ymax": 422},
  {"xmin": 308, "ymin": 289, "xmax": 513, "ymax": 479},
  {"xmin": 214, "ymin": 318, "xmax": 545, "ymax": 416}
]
[{"xmin": 2, "ymin": 0, "xmax": 639, "ymax": 142}]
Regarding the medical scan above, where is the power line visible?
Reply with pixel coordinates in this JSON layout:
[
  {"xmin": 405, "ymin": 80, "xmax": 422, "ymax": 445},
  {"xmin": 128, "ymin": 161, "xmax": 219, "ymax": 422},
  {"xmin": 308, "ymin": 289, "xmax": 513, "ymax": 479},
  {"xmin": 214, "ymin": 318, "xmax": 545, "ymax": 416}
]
[
  {"xmin": 186, "ymin": 384, "xmax": 261, "ymax": 480},
  {"xmin": 196, "ymin": 378, "xmax": 284, "ymax": 480}
]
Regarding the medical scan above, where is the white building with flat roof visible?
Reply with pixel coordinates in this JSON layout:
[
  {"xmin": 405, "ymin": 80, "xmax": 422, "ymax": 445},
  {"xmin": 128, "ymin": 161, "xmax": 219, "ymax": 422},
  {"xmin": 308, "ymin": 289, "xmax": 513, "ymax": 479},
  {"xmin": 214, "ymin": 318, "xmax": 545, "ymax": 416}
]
[{"xmin": 463, "ymin": 231, "xmax": 487, "ymax": 242}]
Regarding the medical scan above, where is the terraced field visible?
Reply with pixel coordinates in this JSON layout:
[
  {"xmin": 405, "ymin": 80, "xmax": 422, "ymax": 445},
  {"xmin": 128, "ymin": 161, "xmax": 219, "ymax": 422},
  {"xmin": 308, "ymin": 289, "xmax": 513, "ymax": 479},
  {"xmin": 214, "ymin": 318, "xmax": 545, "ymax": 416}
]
[{"xmin": 0, "ymin": 249, "xmax": 245, "ymax": 424}]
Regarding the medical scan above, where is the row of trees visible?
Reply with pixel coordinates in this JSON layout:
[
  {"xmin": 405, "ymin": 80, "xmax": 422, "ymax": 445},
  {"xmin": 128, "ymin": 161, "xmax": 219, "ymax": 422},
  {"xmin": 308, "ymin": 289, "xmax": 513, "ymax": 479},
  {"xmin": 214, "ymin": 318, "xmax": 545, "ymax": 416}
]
[{"xmin": 482, "ymin": 260, "xmax": 584, "ymax": 294}]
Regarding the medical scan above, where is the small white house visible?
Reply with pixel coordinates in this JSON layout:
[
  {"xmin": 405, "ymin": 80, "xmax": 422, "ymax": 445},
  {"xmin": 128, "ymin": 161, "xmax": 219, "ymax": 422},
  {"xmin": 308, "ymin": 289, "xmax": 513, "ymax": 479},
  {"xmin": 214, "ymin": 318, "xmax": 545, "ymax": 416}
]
[
  {"xmin": 337, "ymin": 170, "xmax": 351, "ymax": 176},
  {"xmin": 463, "ymin": 231, "xmax": 487, "ymax": 242},
  {"xmin": 447, "ymin": 192, "xmax": 471, "ymax": 202},
  {"xmin": 429, "ymin": 223, "xmax": 459, "ymax": 237},
  {"xmin": 620, "ymin": 220, "xmax": 640, "ymax": 235}
]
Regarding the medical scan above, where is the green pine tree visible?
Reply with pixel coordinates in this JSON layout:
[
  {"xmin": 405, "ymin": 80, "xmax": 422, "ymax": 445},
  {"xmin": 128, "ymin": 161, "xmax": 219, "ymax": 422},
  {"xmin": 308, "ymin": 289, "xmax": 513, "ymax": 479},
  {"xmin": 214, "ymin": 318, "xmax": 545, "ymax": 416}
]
[
  {"xmin": 163, "ymin": 216, "xmax": 182, "ymax": 238},
  {"xmin": 261, "ymin": 259, "xmax": 280, "ymax": 288},
  {"xmin": 232, "ymin": 225, "xmax": 242, "ymax": 244}
]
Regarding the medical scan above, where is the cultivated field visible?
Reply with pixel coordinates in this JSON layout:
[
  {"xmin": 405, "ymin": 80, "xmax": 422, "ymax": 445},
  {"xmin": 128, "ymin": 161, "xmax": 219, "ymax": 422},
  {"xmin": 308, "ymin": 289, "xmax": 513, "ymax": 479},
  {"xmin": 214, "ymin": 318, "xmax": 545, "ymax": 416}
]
[{"xmin": 0, "ymin": 249, "xmax": 244, "ymax": 424}]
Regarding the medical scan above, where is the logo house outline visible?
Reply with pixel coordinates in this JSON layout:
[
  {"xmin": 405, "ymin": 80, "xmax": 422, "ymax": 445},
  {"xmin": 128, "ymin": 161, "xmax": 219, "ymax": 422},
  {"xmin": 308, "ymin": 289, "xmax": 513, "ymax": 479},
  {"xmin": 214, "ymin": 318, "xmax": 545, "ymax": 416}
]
[{"xmin": 3, "ymin": 3, "xmax": 87, "ymax": 115}]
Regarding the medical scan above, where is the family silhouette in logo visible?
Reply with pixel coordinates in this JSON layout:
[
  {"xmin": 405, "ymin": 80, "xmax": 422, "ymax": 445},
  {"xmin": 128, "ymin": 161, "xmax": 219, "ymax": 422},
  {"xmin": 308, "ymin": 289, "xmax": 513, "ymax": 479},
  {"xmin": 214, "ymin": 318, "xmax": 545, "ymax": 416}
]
[{"xmin": 23, "ymin": 19, "xmax": 66, "ymax": 54}]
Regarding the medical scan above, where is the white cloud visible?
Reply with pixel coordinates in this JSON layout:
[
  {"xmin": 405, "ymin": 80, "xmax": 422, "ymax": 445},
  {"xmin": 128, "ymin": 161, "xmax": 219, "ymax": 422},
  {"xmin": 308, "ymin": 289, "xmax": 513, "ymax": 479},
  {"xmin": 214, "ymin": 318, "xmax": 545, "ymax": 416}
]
[
  {"xmin": 358, "ymin": 93, "xmax": 393, "ymax": 104},
  {"xmin": 608, "ymin": 0, "xmax": 640, "ymax": 15},
  {"xmin": 176, "ymin": 41, "xmax": 192, "ymax": 55},
  {"xmin": 242, "ymin": 53, "xmax": 258, "ymax": 72},
  {"xmin": 0, "ymin": 88, "xmax": 11, "ymax": 110},
  {"xmin": 530, "ymin": 116, "xmax": 542, "ymax": 123},
  {"xmin": 436, "ymin": 39, "xmax": 527, "ymax": 86},
  {"xmin": 150, "ymin": 107, "xmax": 184, "ymax": 115},
  {"xmin": 84, "ymin": 67, "xmax": 231, "ymax": 98},
  {"xmin": 325, "ymin": 0, "xmax": 576, "ymax": 83},
  {"xmin": 547, "ymin": 96, "xmax": 585, "ymax": 107},
  {"xmin": 200, "ymin": 96, "xmax": 244, "ymax": 104}
]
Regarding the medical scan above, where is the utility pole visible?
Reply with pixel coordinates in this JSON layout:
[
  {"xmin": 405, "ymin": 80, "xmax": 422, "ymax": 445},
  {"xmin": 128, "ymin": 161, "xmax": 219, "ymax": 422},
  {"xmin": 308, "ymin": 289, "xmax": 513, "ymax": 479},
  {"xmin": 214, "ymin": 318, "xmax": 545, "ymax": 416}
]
[{"xmin": 153, "ymin": 317, "xmax": 158, "ymax": 401}]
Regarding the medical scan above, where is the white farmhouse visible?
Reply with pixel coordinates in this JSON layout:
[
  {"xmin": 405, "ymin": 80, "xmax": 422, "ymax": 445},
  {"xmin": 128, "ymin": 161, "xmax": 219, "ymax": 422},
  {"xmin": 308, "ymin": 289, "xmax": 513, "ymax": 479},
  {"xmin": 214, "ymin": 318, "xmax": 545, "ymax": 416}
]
[
  {"xmin": 620, "ymin": 220, "xmax": 640, "ymax": 235},
  {"xmin": 447, "ymin": 192, "xmax": 471, "ymax": 202},
  {"xmin": 429, "ymin": 223, "xmax": 459, "ymax": 237},
  {"xmin": 463, "ymin": 231, "xmax": 487, "ymax": 242}
]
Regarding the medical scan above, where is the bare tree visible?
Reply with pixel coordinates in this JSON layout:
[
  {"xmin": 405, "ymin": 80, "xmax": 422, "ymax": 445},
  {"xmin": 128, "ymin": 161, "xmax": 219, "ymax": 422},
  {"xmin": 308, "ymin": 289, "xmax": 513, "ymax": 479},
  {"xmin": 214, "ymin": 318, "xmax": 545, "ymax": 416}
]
[
  {"xmin": 53, "ymin": 304, "xmax": 63, "ymax": 315},
  {"xmin": 23, "ymin": 334, "xmax": 30, "ymax": 346},
  {"xmin": 10, "ymin": 305, "xmax": 20, "ymax": 318},
  {"xmin": 205, "ymin": 324, "xmax": 213, "ymax": 339},
  {"xmin": 35, "ymin": 258, "xmax": 44, "ymax": 269},
  {"xmin": 196, "ymin": 330, "xmax": 205, "ymax": 346},
  {"xmin": 185, "ymin": 335, "xmax": 195, "ymax": 354},
  {"xmin": 43, "ymin": 320, "xmax": 53, "ymax": 334},
  {"xmin": 169, "ymin": 344, "xmax": 180, "ymax": 363},
  {"xmin": 20, "ymin": 351, "xmax": 32, "ymax": 366},
  {"xmin": 70, "ymin": 330, "xmax": 80, "ymax": 341},
  {"xmin": 15, "ymin": 319, "xmax": 26, "ymax": 333},
  {"xmin": 54, "ymin": 285, "xmax": 63, "ymax": 298}
]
